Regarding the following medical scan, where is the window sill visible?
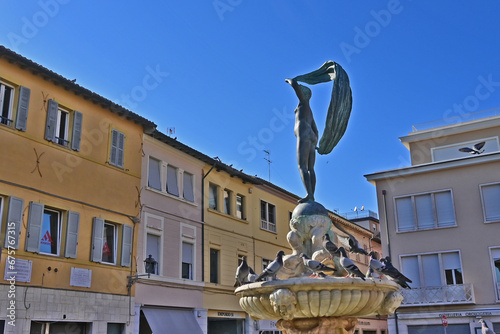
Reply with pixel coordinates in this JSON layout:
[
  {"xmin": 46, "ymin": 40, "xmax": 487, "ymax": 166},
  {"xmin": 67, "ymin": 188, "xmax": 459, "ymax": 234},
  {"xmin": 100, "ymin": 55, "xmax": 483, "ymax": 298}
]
[
  {"xmin": 207, "ymin": 208, "xmax": 248, "ymax": 223},
  {"xmin": 397, "ymin": 224, "xmax": 457, "ymax": 234},
  {"xmin": 146, "ymin": 186, "xmax": 197, "ymax": 206}
]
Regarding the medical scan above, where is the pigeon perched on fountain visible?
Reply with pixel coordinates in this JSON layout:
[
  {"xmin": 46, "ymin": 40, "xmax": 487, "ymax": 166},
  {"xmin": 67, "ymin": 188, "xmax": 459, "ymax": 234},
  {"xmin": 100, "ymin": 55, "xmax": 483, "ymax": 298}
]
[
  {"xmin": 380, "ymin": 257, "xmax": 412, "ymax": 289},
  {"xmin": 478, "ymin": 319, "xmax": 495, "ymax": 334},
  {"xmin": 338, "ymin": 247, "xmax": 365, "ymax": 280},
  {"xmin": 300, "ymin": 254, "xmax": 336, "ymax": 277},
  {"xmin": 256, "ymin": 250, "xmax": 285, "ymax": 281},
  {"xmin": 459, "ymin": 141, "xmax": 485, "ymax": 155},
  {"xmin": 366, "ymin": 251, "xmax": 384, "ymax": 279},
  {"xmin": 234, "ymin": 256, "xmax": 250, "ymax": 287},
  {"xmin": 322, "ymin": 234, "xmax": 339, "ymax": 256}
]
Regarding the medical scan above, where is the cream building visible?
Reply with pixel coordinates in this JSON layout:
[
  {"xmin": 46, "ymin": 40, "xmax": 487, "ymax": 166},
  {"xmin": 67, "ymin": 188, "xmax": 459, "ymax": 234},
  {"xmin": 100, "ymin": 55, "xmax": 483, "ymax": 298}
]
[{"xmin": 366, "ymin": 110, "xmax": 500, "ymax": 334}]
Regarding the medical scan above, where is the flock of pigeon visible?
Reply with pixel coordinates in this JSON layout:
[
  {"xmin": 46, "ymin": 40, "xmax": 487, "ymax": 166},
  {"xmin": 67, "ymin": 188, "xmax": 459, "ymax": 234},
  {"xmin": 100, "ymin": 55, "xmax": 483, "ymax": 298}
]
[{"xmin": 234, "ymin": 233, "xmax": 412, "ymax": 290}]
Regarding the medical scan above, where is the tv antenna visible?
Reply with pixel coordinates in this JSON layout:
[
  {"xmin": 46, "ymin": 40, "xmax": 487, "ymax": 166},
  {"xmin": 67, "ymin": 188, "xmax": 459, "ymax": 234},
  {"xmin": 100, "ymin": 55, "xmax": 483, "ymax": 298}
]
[{"xmin": 263, "ymin": 150, "xmax": 272, "ymax": 181}]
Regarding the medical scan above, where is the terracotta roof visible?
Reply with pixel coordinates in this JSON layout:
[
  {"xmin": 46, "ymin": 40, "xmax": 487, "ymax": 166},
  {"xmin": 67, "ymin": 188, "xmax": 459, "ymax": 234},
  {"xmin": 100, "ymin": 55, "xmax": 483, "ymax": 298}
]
[{"xmin": 0, "ymin": 45, "xmax": 156, "ymax": 133}]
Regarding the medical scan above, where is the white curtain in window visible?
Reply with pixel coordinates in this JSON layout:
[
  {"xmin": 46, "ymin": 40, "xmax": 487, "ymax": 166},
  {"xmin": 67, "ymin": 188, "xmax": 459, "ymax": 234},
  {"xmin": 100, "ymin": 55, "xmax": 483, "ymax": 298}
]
[
  {"xmin": 183, "ymin": 172, "xmax": 194, "ymax": 202},
  {"xmin": 482, "ymin": 184, "xmax": 500, "ymax": 222},
  {"xmin": 396, "ymin": 197, "xmax": 415, "ymax": 232},
  {"xmin": 167, "ymin": 165, "xmax": 179, "ymax": 196},
  {"xmin": 435, "ymin": 191, "xmax": 455, "ymax": 226},
  {"xmin": 442, "ymin": 252, "xmax": 461, "ymax": 270},
  {"xmin": 182, "ymin": 242, "xmax": 193, "ymax": 264},
  {"xmin": 402, "ymin": 256, "xmax": 421, "ymax": 287},
  {"xmin": 415, "ymin": 194, "xmax": 434, "ymax": 229},
  {"xmin": 148, "ymin": 158, "xmax": 161, "ymax": 190},
  {"xmin": 422, "ymin": 254, "xmax": 441, "ymax": 286}
]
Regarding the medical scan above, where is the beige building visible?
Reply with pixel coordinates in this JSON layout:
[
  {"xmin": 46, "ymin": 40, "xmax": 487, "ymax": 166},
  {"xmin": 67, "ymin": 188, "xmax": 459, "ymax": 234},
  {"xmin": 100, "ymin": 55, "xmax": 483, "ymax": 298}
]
[{"xmin": 365, "ymin": 110, "xmax": 500, "ymax": 334}]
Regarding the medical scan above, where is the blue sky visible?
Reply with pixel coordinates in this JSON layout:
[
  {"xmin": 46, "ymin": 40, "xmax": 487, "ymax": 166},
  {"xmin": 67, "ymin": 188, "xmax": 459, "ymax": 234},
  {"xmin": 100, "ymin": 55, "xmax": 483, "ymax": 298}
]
[{"xmin": 2, "ymin": 1, "xmax": 499, "ymax": 215}]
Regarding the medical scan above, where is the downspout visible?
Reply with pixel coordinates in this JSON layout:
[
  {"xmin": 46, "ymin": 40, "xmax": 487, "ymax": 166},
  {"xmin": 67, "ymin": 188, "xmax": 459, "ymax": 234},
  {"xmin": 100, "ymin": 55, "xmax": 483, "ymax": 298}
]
[
  {"xmin": 382, "ymin": 189, "xmax": 399, "ymax": 334},
  {"xmin": 201, "ymin": 163, "xmax": 216, "ymax": 282}
]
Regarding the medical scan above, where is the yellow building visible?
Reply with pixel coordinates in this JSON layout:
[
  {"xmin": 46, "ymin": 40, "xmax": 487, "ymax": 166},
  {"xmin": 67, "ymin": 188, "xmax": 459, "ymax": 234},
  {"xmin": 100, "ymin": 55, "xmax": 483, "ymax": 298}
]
[{"xmin": 0, "ymin": 46, "xmax": 155, "ymax": 333}]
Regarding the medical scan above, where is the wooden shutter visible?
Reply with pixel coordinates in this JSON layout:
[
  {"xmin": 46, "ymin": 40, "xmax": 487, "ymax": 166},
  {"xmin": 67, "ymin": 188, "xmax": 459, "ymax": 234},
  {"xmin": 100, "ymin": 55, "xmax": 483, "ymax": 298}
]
[
  {"xmin": 25, "ymin": 202, "xmax": 44, "ymax": 253},
  {"xmin": 121, "ymin": 225, "xmax": 133, "ymax": 267},
  {"xmin": 4, "ymin": 196, "xmax": 24, "ymax": 249},
  {"xmin": 45, "ymin": 99, "xmax": 58, "ymax": 142},
  {"xmin": 65, "ymin": 211, "xmax": 80, "ymax": 258},
  {"xmin": 91, "ymin": 217, "xmax": 104, "ymax": 262},
  {"xmin": 110, "ymin": 129, "xmax": 125, "ymax": 167},
  {"xmin": 117, "ymin": 131, "xmax": 125, "ymax": 167},
  {"xmin": 15, "ymin": 86, "xmax": 30, "ymax": 131},
  {"xmin": 71, "ymin": 110, "xmax": 83, "ymax": 151}
]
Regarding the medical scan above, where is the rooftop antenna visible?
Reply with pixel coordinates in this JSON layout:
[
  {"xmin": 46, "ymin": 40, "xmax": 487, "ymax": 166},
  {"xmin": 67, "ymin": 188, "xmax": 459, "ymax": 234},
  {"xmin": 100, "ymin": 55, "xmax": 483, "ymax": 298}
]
[{"xmin": 263, "ymin": 150, "xmax": 272, "ymax": 181}]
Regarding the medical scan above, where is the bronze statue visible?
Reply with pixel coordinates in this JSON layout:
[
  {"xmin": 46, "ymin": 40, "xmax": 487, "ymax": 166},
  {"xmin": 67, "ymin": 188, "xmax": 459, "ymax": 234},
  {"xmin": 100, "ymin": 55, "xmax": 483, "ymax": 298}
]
[{"xmin": 286, "ymin": 61, "xmax": 352, "ymax": 203}]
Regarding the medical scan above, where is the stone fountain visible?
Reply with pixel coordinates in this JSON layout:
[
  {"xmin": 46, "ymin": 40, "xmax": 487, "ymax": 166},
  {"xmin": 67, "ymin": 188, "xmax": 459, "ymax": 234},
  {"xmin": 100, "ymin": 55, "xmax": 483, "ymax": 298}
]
[
  {"xmin": 235, "ymin": 62, "xmax": 403, "ymax": 333},
  {"xmin": 235, "ymin": 201, "xmax": 403, "ymax": 334}
]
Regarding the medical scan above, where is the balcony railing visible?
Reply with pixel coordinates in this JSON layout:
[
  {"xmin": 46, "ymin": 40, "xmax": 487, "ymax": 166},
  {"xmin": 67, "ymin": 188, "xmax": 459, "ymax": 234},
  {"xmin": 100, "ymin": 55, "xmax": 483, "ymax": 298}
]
[
  {"xmin": 400, "ymin": 283, "xmax": 474, "ymax": 306},
  {"xmin": 261, "ymin": 220, "xmax": 277, "ymax": 233}
]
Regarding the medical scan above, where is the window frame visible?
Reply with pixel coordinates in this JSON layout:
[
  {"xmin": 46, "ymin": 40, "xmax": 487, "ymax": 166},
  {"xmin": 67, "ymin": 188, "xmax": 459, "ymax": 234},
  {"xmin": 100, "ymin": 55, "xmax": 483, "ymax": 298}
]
[
  {"xmin": 147, "ymin": 156, "xmax": 162, "ymax": 191},
  {"xmin": 489, "ymin": 246, "xmax": 500, "ymax": 302},
  {"xmin": 394, "ymin": 189, "xmax": 456, "ymax": 233},
  {"xmin": 39, "ymin": 207, "xmax": 62, "ymax": 256},
  {"xmin": 208, "ymin": 183, "xmax": 218, "ymax": 210},
  {"xmin": 400, "ymin": 250, "xmax": 464, "ymax": 288},
  {"xmin": 223, "ymin": 189, "xmax": 232, "ymax": 215},
  {"xmin": 166, "ymin": 164, "xmax": 180, "ymax": 196},
  {"xmin": 109, "ymin": 128, "xmax": 125, "ymax": 168},
  {"xmin": 55, "ymin": 107, "xmax": 70, "ymax": 147},
  {"xmin": 183, "ymin": 171, "xmax": 195, "ymax": 202},
  {"xmin": 480, "ymin": 182, "xmax": 500, "ymax": 224},
  {"xmin": 210, "ymin": 248, "xmax": 219, "ymax": 284},
  {"xmin": 102, "ymin": 222, "xmax": 117, "ymax": 265},
  {"xmin": 0, "ymin": 81, "xmax": 14, "ymax": 126},
  {"xmin": 236, "ymin": 194, "xmax": 245, "ymax": 220},
  {"xmin": 260, "ymin": 200, "xmax": 277, "ymax": 233}
]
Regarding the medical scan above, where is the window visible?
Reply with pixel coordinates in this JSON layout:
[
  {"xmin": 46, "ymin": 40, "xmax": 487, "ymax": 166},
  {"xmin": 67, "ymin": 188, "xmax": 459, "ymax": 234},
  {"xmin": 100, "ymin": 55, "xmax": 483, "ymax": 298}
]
[
  {"xmin": 395, "ymin": 190, "xmax": 455, "ymax": 232},
  {"xmin": 481, "ymin": 183, "xmax": 500, "ymax": 223},
  {"xmin": 166, "ymin": 165, "xmax": 179, "ymax": 196},
  {"xmin": 0, "ymin": 81, "xmax": 14, "ymax": 126},
  {"xmin": 261, "ymin": 200, "xmax": 276, "ymax": 232},
  {"xmin": 401, "ymin": 251, "xmax": 463, "ymax": 288},
  {"xmin": 102, "ymin": 223, "xmax": 117, "ymax": 264},
  {"xmin": 39, "ymin": 208, "xmax": 61, "ymax": 255},
  {"xmin": 210, "ymin": 248, "xmax": 219, "ymax": 283},
  {"xmin": 183, "ymin": 172, "xmax": 195, "ymax": 202},
  {"xmin": 148, "ymin": 157, "xmax": 162, "ymax": 190},
  {"xmin": 224, "ymin": 189, "xmax": 231, "ymax": 214},
  {"xmin": 44, "ymin": 99, "xmax": 82, "ymax": 150},
  {"xmin": 107, "ymin": 323, "xmax": 125, "ymax": 334},
  {"xmin": 109, "ymin": 129, "xmax": 125, "ymax": 167},
  {"xmin": 236, "ymin": 194, "xmax": 245, "ymax": 219},
  {"xmin": 30, "ymin": 321, "xmax": 90, "ymax": 333},
  {"xmin": 408, "ymin": 324, "xmax": 469, "ymax": 334},
  {"xmin": 24, "ymin": 202, "xmax": 80, "ymax": 258},
  {"xmin": 209, "ymin": 183, "xmax": 218, "ymax": 210},
  {"xmin": 146, "ymin": 233, "xmax": 160, "ymax": 275},
  {"xmin": 490, "ymin": 248, "xmax": 500, "ymax": 300},
  {"xmin": 182, "ymin": 242, "xmax": 193, "ymax": 279},
  {"xmin": 91, "ymin": 218, "xmax": 132, "ymax": 266}
]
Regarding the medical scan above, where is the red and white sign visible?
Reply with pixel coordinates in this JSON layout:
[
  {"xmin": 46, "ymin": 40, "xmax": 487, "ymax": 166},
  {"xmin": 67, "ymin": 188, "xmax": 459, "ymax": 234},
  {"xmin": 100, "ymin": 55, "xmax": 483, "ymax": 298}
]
[{"xmin": 441, "ymin": 315, "xmax": 448, "ymax": 327}]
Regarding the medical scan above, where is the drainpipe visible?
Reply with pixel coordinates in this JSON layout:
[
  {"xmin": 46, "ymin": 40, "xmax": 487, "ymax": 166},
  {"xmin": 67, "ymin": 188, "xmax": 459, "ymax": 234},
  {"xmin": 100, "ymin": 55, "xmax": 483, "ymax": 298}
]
[
  {"xmin": 382, "ymin": 189, "xmax": 399, "ymax": 334},
  {"xmin": 201, "ymin": 163, "xmax": 216, "ymax": 282}
]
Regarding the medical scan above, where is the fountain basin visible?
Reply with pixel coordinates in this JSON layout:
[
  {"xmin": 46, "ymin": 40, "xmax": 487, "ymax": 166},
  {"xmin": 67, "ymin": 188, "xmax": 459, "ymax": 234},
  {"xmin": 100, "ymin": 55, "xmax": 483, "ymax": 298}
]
[{"xmin": 235, "ymin": 277, "xmax": 403, "ymax": 321}]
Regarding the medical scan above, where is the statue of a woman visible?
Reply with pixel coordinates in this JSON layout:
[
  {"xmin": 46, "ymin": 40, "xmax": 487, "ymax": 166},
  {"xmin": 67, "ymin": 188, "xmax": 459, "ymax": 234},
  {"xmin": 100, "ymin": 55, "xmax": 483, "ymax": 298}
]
[{"xmin": 286, "ymin": 61, "xmax": 352, "ymax": 203}]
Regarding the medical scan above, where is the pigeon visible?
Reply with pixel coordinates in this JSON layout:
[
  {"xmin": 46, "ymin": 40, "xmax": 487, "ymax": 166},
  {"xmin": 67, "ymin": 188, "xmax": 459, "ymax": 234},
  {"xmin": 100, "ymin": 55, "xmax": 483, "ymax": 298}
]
[
  {"xmin": 247, "ymin": 267, "xmax": 258, "ymax": 283},
  {"xmin": 234, "ymin": 256, "xmax": 250, "ymax": 287},
  {"xmin": 479, "ymin": 319, "xmax": 495, "ymax": 334},
  {"xmin": 323, "ymin": 234, "xmax": 339, "ymax": 257},
  {"xmin": 300, "ymin": 254, "xmax": 336, "ymax": 277},
  {"xmin": 459, "ymin": 141, "xmax": 485, "ymax": 154},
  {"xmin": 333, "ymin": 221, "xmax": 368, "ymax": 255},
  {"xmin": 366, "ymin": 251, "xmax": 384, "ymax": 279},
  {"xmin": 380, "ymin": 257, "xmax": 412, "ymax": 289},
  {"xmin": 338, "ymin": 247, "xmax": 365, "ymax": 280},
  {"xmin": 256, "ymin": 250, "xmax": 285, "ymax": 281}
]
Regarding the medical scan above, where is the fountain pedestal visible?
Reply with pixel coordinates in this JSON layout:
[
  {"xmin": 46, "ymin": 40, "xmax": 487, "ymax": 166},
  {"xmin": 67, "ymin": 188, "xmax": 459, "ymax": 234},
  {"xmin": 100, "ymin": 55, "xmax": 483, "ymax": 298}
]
[{"xmin": 277, "ymin": 317, "xmax": 357, "ymax": 334}]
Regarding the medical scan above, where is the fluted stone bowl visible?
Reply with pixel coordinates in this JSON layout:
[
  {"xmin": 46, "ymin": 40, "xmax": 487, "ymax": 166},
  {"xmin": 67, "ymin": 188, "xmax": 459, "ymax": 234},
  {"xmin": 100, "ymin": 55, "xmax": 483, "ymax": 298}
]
[{"xmin": 235, "ymin": 277, "xmax": 403, "ymax": 321}]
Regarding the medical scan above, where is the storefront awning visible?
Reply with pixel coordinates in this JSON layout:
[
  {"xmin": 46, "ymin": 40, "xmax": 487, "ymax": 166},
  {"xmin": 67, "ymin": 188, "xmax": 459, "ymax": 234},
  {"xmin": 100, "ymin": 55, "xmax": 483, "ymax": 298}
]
[{"xmin": 142, "ymin": 307, "xmax": 203, "ymax": 334}]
